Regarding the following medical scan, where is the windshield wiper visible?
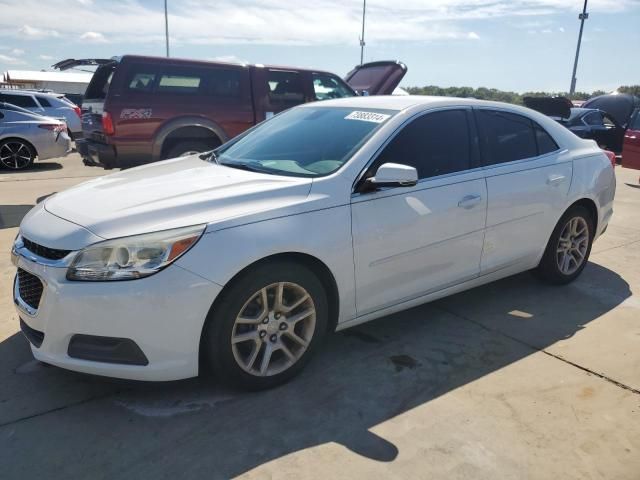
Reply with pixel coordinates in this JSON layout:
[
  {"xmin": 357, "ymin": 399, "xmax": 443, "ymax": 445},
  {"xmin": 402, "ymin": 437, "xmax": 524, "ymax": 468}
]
[
  {"xmin": 218, "ymin": 160, "xmax": 270, "ymax": 173},
  {"xmin": 199, "ymin": 150, "xmax": 220, "ymax": 163}
]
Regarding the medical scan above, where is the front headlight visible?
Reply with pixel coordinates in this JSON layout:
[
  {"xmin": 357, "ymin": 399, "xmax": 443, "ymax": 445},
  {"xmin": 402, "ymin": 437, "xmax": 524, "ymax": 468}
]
[{"xmin": 67, "ymin": 225, "xmax": 206, "ymax": 281}]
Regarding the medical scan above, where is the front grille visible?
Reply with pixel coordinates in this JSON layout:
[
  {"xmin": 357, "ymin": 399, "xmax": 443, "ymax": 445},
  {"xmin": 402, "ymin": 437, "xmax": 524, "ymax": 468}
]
[
  {"xmin": 22, "ymin": 236, "xmax": 70, "ymax": 260},
  {"xmin": 20, "ymin": 319, "xmax": 44, "ymax": 348},
  {"xmin": 17, "ymin": 268, "xmax": 44, "ymax": 310}
]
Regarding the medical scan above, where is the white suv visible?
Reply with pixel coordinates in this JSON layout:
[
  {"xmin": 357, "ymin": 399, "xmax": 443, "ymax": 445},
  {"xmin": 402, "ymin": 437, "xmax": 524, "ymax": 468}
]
[{"xmin": 0, "ymin": 90, "xmax": 82, "ymax": 139}]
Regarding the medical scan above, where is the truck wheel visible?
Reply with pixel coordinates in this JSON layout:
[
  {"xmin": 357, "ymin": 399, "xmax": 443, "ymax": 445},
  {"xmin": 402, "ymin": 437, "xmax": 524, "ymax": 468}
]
[{"xmin": 166, "ymin": 141, "xmax": 210, "ymax": 159}]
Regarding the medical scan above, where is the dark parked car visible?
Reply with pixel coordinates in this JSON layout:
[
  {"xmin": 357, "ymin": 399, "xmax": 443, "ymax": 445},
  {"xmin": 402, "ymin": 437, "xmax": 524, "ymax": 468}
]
[
  {"xmin": 622, "ymin": 108, "xmax": 640, "ymax": 171},
  {"xmin": 523, "ymin": 96, "xmax": 626, "ymax": 153},
  {"xmin": 55, "ymin": 56, "xmax": 407, "ymax": 169}
]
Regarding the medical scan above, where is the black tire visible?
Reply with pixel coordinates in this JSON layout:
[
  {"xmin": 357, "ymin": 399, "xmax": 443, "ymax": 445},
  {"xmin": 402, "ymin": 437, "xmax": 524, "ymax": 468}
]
[
  {"xmin": 534, "ymin": 205, "xmax": 594, "ymax": 285},
  {"xmin": 0, "ymin": 139, "xmax": 35, "ymax": 170},
  {"xmin": 202, "ymin": 261, "xmax": 328, "ymax": 391},
  {"xmin": 165, "ymin": 141, "xmax": 211, "ymax": 159}
]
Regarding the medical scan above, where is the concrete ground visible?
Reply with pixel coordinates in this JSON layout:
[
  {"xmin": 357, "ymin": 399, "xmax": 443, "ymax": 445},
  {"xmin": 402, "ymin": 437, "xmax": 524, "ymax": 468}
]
[{"xmin": 1, "ymin": 155, "xmax": 639, "ymax": 480}]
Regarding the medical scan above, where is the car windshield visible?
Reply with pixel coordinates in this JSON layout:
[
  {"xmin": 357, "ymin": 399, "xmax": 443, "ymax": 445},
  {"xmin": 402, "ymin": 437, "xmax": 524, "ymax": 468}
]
[{"xmin": 213, "ymin": 106, "xmax": 396, "ymax": 177}]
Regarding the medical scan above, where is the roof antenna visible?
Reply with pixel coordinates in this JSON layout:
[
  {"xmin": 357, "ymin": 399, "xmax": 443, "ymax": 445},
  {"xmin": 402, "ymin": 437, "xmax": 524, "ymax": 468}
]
[{"xmin": 359, "ymin": 0, "xmax": 366, "ymax": 65}]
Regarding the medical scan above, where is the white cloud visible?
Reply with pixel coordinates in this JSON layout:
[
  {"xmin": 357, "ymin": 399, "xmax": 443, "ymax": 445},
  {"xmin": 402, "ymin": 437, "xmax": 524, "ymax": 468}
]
[
  {"xmin": 207, "ymin": 55, "xmax": 248, "ymax": 64},
  {"xmin": 0, "ymin": 53, "xmax": 27, "ymax": 65},
  {"xmin": 10, "ymin": 48, "xmax": 25, "ymax": 56},
  {"xmin": 39, "ymin": 54, "xmax": 55, "ymax": 60},
  {"xmin": 467, "ymin": 31, "xmax": 480, "ymax": 40},
  {"xmin": 558, "ymin": 27, "xmax": 565, "ymax": 33},
  {"xmin": 80, "ymin": 31, "xmax": 107, "ymax": 43},
  {"xmin": 18, "ymin": 24, "xmax": 59, "ymax": 38},
  {"xmin": 0, "ymin": 1, "xmax": 637, "ymax": 47}
]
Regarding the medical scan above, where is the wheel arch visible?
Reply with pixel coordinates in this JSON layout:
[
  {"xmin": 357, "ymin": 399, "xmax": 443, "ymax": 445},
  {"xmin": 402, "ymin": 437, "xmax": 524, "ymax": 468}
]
[
  {"xmin": 198, "ymin": 251, "xmax": 341, "ymax": 365},
  {"xmin": 566, "ymin": 197, "xmax": 599, "ymax": 234},
  {"xmin": 0, "ymin": 136, "xmax": 38, "ymax": 157},
  {"xmin": 151, "ymin": 117, "xmax": 228, "ymax": 161}
]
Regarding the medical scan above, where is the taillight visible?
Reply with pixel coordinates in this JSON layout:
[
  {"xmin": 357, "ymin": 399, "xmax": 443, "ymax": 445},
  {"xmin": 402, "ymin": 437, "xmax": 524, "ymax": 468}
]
[
  {"xmin": 73, "ymin": 106, "xmax": 81, "ymax": 118},
  {"xmin": 102, "ymin": 111, "xmax": 115, "ymax": 136},
  {"xmin": 38, "ymin": 123, "xmax": 67, "ymax": 133},
  {"xmin": 603, "ymin": 150, "xmax": 616, "ymax": 168}
]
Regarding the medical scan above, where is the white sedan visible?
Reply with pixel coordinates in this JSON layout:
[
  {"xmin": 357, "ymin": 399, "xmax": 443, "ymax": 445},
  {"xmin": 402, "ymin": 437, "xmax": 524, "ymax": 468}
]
[{"xmin": 11, "ymin": 96, "xmax": 615, "ymax": 390}]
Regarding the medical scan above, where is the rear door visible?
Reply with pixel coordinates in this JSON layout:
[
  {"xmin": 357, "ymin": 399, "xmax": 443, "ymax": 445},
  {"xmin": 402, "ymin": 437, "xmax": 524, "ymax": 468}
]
[
  {"xmin": 477, "ymin": 108, "xmax": 572, "ymax": 273},
  {"xmin": 344, "ymin": 61, "xmax": 407, "ymax": 95},
  {"xmin": 351, "ymin": 108, "xmax": 486, "ymax": 314}
]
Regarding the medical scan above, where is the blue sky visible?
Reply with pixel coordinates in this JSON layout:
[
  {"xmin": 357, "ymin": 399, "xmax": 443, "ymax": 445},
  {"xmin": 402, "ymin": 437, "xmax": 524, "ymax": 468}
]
[{"xmin": 0, "ymin": 0, "xmax": 638, "ymax": 92}]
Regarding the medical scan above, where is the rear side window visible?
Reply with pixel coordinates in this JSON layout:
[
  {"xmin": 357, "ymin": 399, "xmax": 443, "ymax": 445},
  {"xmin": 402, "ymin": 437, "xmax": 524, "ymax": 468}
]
[
  {"xmin": 36, "ymin": 96, "xmax": 52, "ymax": 107},
  {"xmin": 0, "ymin": 93, "xmax": 37, "ymax": 108},
  {"xmin": 124, "ymin": 66, "xmax": 241, "ymax": 97},
  {"xmin": 630, "ymin": 110, "xmax": 640, "ymax": 130},
  {"xmin": 312, "ymin": 73, "xmax": 354, "ymax": 101},
  {"xmin": 377, "ymin": 109, "xmax": 473, "ymax": 179},
  {"xmin": 267, "ymin": 70, "xmax": 304, "ymax": 105},
  {"xmin": 583, "ymin": 111, "xmax": 604, "ymax": 126},
  {"xmin": 476, "ymin": 110, "xmax": 537, "ymax": 165},
  {"xmin": 534, "ymin": 123, "xmax": 559, "ymax": 155}
]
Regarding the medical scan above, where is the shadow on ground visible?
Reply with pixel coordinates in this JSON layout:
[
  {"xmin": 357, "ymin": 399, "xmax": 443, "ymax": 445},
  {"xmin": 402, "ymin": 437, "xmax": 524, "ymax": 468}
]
[
  {"xmin": 0, "ymin": 262, "xmax": 631, "ymax": 478},
  {"xmin": 0, "ymin": 162, "xmax": 62, "ymax": 175},
  {"xmin": 0, "ymin": 205, "xmax": 34, "ymax": 229}
]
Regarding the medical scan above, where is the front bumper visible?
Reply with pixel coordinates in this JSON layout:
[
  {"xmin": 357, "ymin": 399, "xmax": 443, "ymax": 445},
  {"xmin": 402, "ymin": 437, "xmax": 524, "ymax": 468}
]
[{"xmin": 11, "ymin": 241, "xmax": 221, "ymax": 381}]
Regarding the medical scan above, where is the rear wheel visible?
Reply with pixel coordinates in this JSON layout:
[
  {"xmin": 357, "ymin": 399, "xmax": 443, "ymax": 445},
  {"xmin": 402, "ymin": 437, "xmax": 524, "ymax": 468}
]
[
  {"xmin": 0, "ymin": 140, "xmax": 35, "ymax": 170},
  {"xmin": 534, "ymin": 205, "xmax": 594, "ymax": 284},
  {"xmin": 202, "ymin": 261, "xmax": 328, "ymax": 390}
]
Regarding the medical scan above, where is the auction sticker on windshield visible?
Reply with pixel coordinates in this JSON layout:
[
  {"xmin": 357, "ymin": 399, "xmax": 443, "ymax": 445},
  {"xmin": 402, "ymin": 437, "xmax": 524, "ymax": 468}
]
[{"xmin": 345, "ymin": 111, "xmax": 391, "ymax": 123}]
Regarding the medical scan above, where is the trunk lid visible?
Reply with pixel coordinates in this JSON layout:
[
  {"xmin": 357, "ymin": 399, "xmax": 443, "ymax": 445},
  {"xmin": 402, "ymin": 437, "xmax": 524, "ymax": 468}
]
[{"xmin": 344, "ymin": 61, "xmax": 407, "ymax": 95}]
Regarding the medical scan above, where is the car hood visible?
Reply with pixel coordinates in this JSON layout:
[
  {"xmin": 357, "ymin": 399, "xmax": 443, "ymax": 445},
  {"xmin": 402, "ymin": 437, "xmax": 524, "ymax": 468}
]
[{"xmin": 44, "ymin": 156, "xmax": 313, "ymax": 239}]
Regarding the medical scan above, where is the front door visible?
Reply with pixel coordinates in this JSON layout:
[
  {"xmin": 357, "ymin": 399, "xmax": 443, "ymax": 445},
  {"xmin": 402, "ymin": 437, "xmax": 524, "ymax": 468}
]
[{"xmin": 351, "ymin": 108, "xmax": 487, "ymax": 315}]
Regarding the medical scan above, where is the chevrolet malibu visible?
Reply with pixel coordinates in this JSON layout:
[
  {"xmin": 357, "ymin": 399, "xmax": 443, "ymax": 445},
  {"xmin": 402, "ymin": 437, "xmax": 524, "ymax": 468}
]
[{"xmin": 12, "ymin": 96, "xmax": 616, "ymax": 390}]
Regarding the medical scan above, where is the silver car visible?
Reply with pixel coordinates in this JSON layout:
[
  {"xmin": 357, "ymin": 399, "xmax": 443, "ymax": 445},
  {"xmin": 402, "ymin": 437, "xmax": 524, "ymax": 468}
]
[
  {"xmin": 0, "ymin": 102, "xmax": 71, "ymax": 170},
  {"xmin": 0, "ymin": 90, "xmax": 82, "ymax": 139}
]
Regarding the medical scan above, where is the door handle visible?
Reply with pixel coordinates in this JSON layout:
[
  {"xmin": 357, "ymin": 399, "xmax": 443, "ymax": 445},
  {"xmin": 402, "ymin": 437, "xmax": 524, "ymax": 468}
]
[
  {"xmin": 458, "ymin": 194, "xmax": 482, "ymax": 209},
  {"xmin": 547, "ymin": 174, "xmax": 566, "ymax": 186}
]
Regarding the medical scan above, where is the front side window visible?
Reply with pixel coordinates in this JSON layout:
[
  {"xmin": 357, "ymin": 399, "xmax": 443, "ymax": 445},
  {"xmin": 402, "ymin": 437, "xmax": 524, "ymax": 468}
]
[
  {"xmin": 0, "ymin": 93, "xmax": 37, "ymax": 108},
  {"xmin": 267, "ymin": 70, "xmax": 304, "ymax": 105},
  {"xmin": 312, "ymin": 73, "xmax": 355, "ymax": 101},
  {"xmin": 376, "ymin": 109, "xmax": 473, "ymax": 179},
  {"xmin": 215, "ymin": 107, "xmax": 396, "ymax": 177},
  {"xmin": 476, "ymin": 110, "xmax": 537, "ymax": 165}
]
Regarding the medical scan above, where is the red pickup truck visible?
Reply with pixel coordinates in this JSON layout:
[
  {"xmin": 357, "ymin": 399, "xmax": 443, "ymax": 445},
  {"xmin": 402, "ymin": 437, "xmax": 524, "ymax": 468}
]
[{"xmin": 55, "ymin": 56, "xmax": 406, "ymax": 169}]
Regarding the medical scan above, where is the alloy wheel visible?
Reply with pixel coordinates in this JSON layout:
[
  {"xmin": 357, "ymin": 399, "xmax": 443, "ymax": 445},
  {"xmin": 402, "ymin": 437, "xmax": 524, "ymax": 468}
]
[
  {"xmin": 556, "ymin": 216, "xmax": 589, "ymax": 275},
  {"xmin": 0, "ymin": 141, "xmax": 33, "ymax": 170},
  {"xmin": 231, "ymin": 282, "xmax": 316, "ymax": 377}
]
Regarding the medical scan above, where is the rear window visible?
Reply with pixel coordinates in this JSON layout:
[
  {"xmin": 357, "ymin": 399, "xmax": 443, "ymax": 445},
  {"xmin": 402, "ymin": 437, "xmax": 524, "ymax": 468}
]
[
  {"xmin": 85, "ymin": 64, "xmax": 116, "ymax": 99},
  {"xmin": 0, "ymin": 93, "xmax": 37, "ymax": 108},
  {"xmin": 347, "ymin": 65, "xmax": 387, "ymax": 92},
  {"xmin": 124, "ymin": 65, "xmax": 241, "ymax": 97}
]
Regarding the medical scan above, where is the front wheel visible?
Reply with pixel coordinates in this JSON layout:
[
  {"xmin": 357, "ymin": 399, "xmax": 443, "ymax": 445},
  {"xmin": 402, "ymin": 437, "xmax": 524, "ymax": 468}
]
[
  {"xmin": 202, "ymin": 261, "xmax": 328, "ymax": 390},
  {"xmin": 534, "ymin": 205, "xmax": 594, "ymax": 284}
]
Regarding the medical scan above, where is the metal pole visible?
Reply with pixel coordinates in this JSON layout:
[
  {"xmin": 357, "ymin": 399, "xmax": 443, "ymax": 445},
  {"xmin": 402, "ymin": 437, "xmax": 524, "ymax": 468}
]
[
  {"xmin": 164, "ymin": 0, "xmax": 170, "ymax": 57},
  {"xmin": 569, "ymin": 0, "xmax": 588, "ymax": 95},
  {"xmin": 359, "ymin": 0, "xmax": 366, "ymax": 65}
]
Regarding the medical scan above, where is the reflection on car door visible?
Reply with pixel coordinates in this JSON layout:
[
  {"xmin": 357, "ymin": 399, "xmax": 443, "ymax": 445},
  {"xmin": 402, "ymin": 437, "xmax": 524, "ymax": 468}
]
[
  {"xmin": 476, "ymin": 109, "xmax": 573, "ymax": 273},
  {"xmin": 351, "ymin": 108, "xmax": 487, "ymax": 315}
]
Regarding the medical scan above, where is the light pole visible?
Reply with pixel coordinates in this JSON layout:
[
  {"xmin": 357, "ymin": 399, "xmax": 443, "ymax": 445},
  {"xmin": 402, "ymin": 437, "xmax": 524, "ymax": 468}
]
[
  {"xmin": 359, "ymin": 0, "xmax": 366, "ymax": 65},
  {"xmin": 164, "ymin": 0, "xmax": 170, "ymax": 57},
  {"xmin": 569, "ymin": 0, "xmax": 588, "ymax": 95}
]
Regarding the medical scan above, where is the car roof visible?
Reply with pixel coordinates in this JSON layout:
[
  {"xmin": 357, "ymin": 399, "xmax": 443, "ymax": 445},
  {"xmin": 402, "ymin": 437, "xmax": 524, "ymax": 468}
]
[
  {"xmin": 119, "ymin": 54, "xmax": 339, "ymax": 75},
  {"xmin": 301, "ymin": 95, "xmax": 539, "ymax": 113},
  {"xmin": 0, "ymin": 89, "xmax": 62, "ymax": 97}
]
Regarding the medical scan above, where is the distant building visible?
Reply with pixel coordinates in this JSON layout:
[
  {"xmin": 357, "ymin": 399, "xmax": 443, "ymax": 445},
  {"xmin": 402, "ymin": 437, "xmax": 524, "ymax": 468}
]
[{"xmin": 1, "ymin": 70, "xmax": 92, "ymax": 95}]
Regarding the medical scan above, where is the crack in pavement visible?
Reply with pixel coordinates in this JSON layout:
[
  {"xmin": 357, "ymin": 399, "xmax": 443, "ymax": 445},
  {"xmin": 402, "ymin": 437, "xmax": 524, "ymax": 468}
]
[{"xmin": 436, "ymin": 305, "xmax": 640, "ymax": 396}]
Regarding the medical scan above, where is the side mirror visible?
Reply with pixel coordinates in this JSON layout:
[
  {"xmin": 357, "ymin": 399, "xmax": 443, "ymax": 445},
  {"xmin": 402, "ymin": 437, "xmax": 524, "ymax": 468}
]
[{"xmin": 367, "ymin": 163, "xmax": 418, "ymax": 189}]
